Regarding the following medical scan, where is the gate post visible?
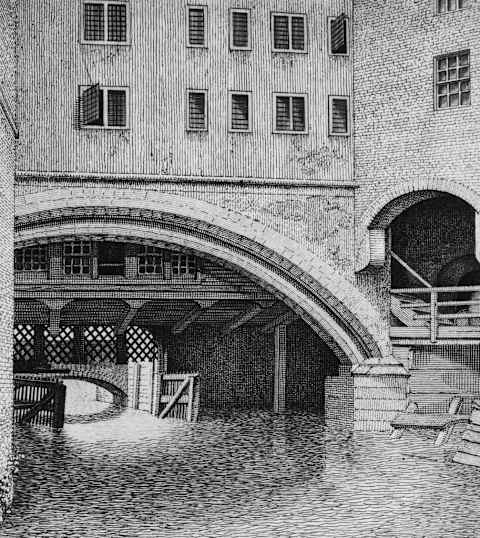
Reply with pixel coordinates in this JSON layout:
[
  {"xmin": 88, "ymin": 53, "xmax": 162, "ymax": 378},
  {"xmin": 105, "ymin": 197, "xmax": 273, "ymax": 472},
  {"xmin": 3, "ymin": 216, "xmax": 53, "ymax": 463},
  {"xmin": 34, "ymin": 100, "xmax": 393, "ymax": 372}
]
[{"xmin": 33, "ymin": 324, "xmax": 47, "ymax": 370}]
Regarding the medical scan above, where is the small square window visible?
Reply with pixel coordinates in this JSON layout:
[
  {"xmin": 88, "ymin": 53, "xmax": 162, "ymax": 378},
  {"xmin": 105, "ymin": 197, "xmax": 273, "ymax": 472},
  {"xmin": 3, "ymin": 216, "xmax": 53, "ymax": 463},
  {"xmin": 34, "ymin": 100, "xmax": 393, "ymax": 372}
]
[
  {"xmin": 274, "ymin": 94, "xmax": 307, "ymax": 133},
  {"xmin": 80, "ymin": 85, "xmax": 129, "ymax": 129},
  {"xmin": 272, "ymin": 13, "xmax": 307, "ymax": 53},
  {"xmin": 81, "ymin": 1, "xmax": 129, "ymax": 45},
  {"xmin": 329, "ymin": 14, "xmax": 348, "ymax": 55},
  {"xmin": 229, "ymin": 92, "xmax": 251, "ymax": 132},
  {"xmin": 329, "ymin": 96, "xmax": 350, "ymax": 136},
  {"xmin": 187, "ymin": 6, "xmax": 207, "ymax": 47},
  {"xmin": 187, "ymin": 90, "xmax": 208, "ymax": 131},
  {"xmin": 437, "ymin": 0, "xmax": 465, "ymax": 13},
  {"xmin": 230, "ymin": 9, "xmax": 250, "ymax": 50},
  {"xmin": 435, "ymin": 51, "xmax": 470, "ymax": 109}
]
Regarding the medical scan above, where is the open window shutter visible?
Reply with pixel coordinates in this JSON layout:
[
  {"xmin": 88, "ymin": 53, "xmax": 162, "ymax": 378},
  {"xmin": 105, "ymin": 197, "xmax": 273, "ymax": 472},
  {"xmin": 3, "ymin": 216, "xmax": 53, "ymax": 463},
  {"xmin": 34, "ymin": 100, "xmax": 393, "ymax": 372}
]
[
  {"xmin": 82, "ymin": 84, "xmax": 102, "ymax": 125},
  {"xmin": 189, "ymin": 92, "xmax": 206, "ymax": 130},
  {"xmin": 331, "ymin": 13, "xmax": 347, "ymax": 54},
  {"xmin": 331, "ymin": 98, "xmax": 348, "ymax": 134},
  {"xmin": 275, "ymin": 96, "xmax": 290, "ymax": 131},
  {"xmin": 292, "ymin": 97, "xmax": 305, "ymax": 131},
  {"xmin": 232, "ymin": 11, "xmax": 249, "ymax": 48}
]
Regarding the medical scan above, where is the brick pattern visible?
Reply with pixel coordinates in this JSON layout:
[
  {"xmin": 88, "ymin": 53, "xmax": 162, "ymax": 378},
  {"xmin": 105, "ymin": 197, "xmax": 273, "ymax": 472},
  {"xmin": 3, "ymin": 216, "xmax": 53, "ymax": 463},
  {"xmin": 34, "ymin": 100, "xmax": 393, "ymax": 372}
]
[{"xmin": 0, "ymin": 0, "xmax": 15, "ymax": 521}]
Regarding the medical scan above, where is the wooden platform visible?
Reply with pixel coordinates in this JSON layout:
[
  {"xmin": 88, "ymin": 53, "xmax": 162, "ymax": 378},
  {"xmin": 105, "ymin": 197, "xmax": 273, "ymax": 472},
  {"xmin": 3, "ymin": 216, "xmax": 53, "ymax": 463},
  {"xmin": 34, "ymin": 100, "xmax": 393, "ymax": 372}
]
[{"xmin": 391, "ymin": 413, "xmax": 470, "ymax": 430}]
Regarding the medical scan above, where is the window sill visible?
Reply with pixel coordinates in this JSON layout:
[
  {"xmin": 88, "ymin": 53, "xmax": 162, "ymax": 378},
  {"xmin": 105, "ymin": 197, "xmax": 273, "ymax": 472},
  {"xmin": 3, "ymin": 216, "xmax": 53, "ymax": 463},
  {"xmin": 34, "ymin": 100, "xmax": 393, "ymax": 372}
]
[
  {"xmin": 186, "ymin": 44, "xmax": 208, "ymax": 49},
  {"xmin": 79, "ymin": 40, "xmax": 131, "ymax": 46},
  {"xmin": 272, "ymin": 49, "xmax": 308, "ymax": 54},
  {"xmin": 228, "ymin": 129, "xmax": 252, "ymax": 134},
  {"xmin": 329, "ymin": 132, "xmax": 350, "ymax": 137},
  {"xmin": 81, "ymin": 126, "xmax": 130, "ymax": 131},
  {"xmin": 273, "ymin": 130, "xmax": 308, "ymax": 135}
]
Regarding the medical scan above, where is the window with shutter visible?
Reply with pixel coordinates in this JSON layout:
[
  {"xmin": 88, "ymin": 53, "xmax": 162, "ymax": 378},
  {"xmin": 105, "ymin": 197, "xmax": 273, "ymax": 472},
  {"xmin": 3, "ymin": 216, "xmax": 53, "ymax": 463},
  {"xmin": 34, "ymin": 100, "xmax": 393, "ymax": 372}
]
[
  {"xmin": 81, "ymin": 85, "xmax": 128, "ymax": 129},
  {"xmin": 188, "ymin": 91, "xmax": 207, "ymax": 131},
  {"xmin": 274, "ymin": 94, "xmax": 307, "ymax": 133},
  {"xmin": 330, "ymin": 14, "xmax": 348, "ymax": 55},
  {"xmin": 188, "ymin": 6, "xmax": 206, "ymax": 47},
  {"xmin": 230, "ymin": 93, "xmax": 250, "ymax": 132},
  {"xmin": 272, "ymin": 13, "xmax": 307, "ymax": 52},
  {"xmin": 329, "ymin": 96, "xmax": 349, "ymax": 136},
  {"xmin": 230, "ymin": 9, "xmax": 250, "ymax": 50},
  {"xmin": 81, "ymin": 1, "xmax": 129, "ymax": 44},
  {"xmin": 437, "ymin": 0, "xmax": 465, "ymax": 13}
]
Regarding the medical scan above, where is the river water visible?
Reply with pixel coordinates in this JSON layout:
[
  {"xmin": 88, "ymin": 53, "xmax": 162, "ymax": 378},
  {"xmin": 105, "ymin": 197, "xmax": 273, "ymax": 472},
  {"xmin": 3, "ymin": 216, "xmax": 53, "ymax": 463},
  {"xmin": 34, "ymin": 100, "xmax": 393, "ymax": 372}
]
[{"xmin": 2, "ymin": 381, "xmax": 480, "ymax": 538}]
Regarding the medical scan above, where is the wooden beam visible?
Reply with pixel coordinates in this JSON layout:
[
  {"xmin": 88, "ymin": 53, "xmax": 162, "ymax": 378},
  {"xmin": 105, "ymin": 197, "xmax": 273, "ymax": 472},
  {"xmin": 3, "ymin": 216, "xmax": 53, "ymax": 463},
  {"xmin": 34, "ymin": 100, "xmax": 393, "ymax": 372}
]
[
  {"xmin": 221, "ymin": 301, "xmax": 274, "ymax": 336},
  {"xmin": 261, "ymin": 311, "xmax": 298, "ymax": 334},
  {"xmin": 391, "ymin": 251, "xmax": 431, "ymax": 288},
  {"xmin": 172, "ymin": 300, "xmax": 217, "ymax": 335},
  {"xmin": 273, "ymin": 324, "xmax": 287, "ymax": 414},
  {"xmin": 115, "ymin": 300, "xmax": 145, "ymax": 335}
]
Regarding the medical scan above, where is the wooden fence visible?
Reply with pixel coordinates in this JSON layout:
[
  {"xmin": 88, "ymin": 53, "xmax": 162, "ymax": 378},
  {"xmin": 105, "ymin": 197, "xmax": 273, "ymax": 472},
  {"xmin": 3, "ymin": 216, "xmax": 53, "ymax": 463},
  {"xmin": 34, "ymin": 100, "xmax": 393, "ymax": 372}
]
[{"xmin": 13, "ymin": 377, "xmax": 66, "ymax": 429}]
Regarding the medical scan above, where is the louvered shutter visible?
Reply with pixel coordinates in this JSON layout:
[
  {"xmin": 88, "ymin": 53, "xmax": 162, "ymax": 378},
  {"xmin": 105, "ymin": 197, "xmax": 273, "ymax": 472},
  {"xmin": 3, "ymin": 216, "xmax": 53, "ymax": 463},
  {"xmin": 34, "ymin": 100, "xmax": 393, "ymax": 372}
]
[
  {"xmin": 273, "ymin": 15, "xmax": 289, "ymax": 49},
  {"xmin": 84, "ymin": 3, "xmax": 105, "ymax": 41},
  {"xmin": 231, "ymin": 94, "xmax": 249, "ymax": 130},
  {"xmin": 231, "ymin": 11, "xmax": 249, "ymax": 48},
  {"xmin": 331, "ymin": 13, "xmax": 347, "ymax": 54},
  {"xmin": 291, "ymin": 17, "xmax": 305, "ymax": 51},
  {"xmin": 189, "ymin": 92, "xmax": 206, "ymax": 130},
  {"xmin": 107, "ymin": 3, "xmax": 127, "ymax": 42},
  {"xmin": 292, "ymin": 97, "xmax": 305, "ymax": 131},
  {"xmin": 276, "ymin": 96, "xmax": 290, "ymax": 131},
  {"xmin": 331, "ymin": 98, "xmax": 348, "ymax": 134},
  {"xmin": 82, "ymin": 84, "xmax": 102, "ymax": 126},
  {"xmin": 189, "ymin": 7, "xmax": 205, "ymax": 46}
]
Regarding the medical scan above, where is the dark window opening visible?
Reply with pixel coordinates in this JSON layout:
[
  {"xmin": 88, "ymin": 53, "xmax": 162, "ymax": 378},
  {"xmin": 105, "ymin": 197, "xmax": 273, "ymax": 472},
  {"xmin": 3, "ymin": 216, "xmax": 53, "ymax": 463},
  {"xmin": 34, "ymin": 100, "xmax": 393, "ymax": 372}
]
[{"xmin": 98, "ymin": 242, "xmax": 125, "ymax": 276}]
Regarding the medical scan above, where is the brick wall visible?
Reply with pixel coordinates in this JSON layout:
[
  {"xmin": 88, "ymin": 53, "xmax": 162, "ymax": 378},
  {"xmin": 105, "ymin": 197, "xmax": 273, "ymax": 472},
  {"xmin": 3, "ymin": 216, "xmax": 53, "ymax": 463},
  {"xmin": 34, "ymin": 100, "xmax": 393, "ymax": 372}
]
[{"xmin": 0, "ymin": 0, "xmax": 15, "ymax": 521}]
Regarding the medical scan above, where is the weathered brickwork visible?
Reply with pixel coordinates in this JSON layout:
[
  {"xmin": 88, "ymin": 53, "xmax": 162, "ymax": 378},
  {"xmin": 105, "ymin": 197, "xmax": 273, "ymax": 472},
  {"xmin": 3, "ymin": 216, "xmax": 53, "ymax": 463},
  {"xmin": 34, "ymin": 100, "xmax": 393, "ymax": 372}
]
[{"xmin": 0, "ymin": 0, "xmax": 15, "ymax": 521}]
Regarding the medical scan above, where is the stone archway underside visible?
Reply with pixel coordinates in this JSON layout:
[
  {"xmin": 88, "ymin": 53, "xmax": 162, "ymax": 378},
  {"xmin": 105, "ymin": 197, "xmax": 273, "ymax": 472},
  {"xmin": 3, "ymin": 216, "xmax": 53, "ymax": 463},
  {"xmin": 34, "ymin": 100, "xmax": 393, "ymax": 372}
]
[{"xmin": 15, "ymin": 188, "xmax": 392, "ymax": 365}]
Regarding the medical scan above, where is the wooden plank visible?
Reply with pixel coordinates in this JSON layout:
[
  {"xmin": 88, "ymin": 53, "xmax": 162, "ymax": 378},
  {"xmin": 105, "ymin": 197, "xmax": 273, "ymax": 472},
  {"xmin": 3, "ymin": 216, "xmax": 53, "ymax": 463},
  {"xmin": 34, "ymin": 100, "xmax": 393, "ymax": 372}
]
[
  {"xmin": 392, "ymin": 285, "xmax": 480, "ymax": 294},
  {"xmin": 391, "ymin": 413, "xmax": 469, "ymax": 429},
  {"xmin": 391, "ymin": 252, "xmax": 432, "ymax": 288},
  {"xmin": 222, "ymin": 302, "xmax": 273, "ymax": 336},
  {"xmin": 273, "ymin": 324, "xmax": 287, "ymax": 414},
  {"xmin": 261, "ymin": 311, "xmax": 297, "ymax": 334},
  {"xmin": 453, "ymin": 451, "xmax": 480, "ymax": 467},
  {"xmin": 186, "ymin": 377, "xmax": 194, "ymax": 422}
]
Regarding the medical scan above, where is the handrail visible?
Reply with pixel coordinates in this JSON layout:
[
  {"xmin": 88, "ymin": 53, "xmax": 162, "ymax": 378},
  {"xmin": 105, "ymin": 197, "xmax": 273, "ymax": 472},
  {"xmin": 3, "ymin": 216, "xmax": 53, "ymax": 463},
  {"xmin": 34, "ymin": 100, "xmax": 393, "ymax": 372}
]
[{"xmin": 391, "ymin": 284, "xmax": 480, "ymax": 343}]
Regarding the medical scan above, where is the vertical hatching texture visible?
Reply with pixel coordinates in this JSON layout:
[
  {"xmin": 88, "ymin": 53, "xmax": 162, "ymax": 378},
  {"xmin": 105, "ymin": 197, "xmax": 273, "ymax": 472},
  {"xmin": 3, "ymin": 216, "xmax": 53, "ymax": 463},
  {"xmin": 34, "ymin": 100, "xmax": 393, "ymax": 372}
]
[
  {"xmin": 17, "ymin": 0, "xmax": 352, "ymax": 182},
  {"xmin": 354, "ymin": 0, "xmax": 480, "ymax": 216},
  {"xmin": 0, "ymin": 0, "xmax": 15, "ymax": 521}
]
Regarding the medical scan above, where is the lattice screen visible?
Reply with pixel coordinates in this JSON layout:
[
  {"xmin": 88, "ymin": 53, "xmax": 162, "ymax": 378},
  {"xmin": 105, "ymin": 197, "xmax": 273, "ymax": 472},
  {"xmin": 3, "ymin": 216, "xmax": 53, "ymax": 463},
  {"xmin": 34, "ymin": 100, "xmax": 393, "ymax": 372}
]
[
  {"xmin": 84, "ymin": 325, "xmax": 117, "ymax": 364},
  {"xmin": 44, "ymin": 326, "xmax": 75, "ymax": 365},
  {"xmin": 14, "ymin": 324, "xmax": 35, "ymax": 364},
  {"xmin": 126, "ymin": 326, "xmax": 158, "ymax": 361}
]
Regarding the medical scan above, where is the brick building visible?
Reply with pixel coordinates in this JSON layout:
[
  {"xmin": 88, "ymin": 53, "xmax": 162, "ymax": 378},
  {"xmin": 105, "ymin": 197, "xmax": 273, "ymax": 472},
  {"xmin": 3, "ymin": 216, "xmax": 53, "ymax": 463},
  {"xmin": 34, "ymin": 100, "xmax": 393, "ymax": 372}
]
[{"xmin": 1, "ymin": 2, "xmax": 480, "ymax": 510}]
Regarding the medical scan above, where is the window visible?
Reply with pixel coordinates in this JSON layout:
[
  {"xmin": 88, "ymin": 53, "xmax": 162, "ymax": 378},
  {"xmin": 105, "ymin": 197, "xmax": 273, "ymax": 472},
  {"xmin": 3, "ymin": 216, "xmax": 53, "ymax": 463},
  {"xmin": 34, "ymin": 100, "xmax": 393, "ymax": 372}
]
[
  {"xmin": 138, "ymin": 246, "xmax": 164, "ymax": 276},
  {"xmin": 81, "ymin": 1, "xmax": 129, "ymax": 44},
  {"xmin": 187, "ymin": 5, "xmax": 207, "ymax": 47},
  {"xmin": 435, "ymin": 51, "xmax": 470, "ymax": 109},
  {"xmin": 63, "ymin": 241, "xmax": 92, "ymax": 276},
  {"xmin": 187, "ymin": 90, "xmax": 208, "ymax": 131},
  {"xmin": 230, "ymin": 9, "xmax": 250, "ymax": 50},
  {"xmin": 80, "ymin": 85, "xmax": 128, "ymax": 129},
  {"xmin": 229, "ymin": 92, "xmax": 251, "ymax": 132},
  {"xmin": 15, "ymin": 246, "xmax": 47, "ymax": 271},
  {"xmin": 274, "ymin": 94, "xmax": 307, "ymax": 133},
  {"xmin": 329, "ymin": 14, "xmax": 348, "ymax": 55},
  {"xmin": 171, "ymin": 253, "xmax": 197, "ymax": 279},
  {"xmin": 272, "ymin": 13, "xmax": 306, "ymax": 53},
  {"xmin": 329, "ymin": 96, "xmax": 350, "ymax": 136},
  {"xmin": 97, "ymin": 242, "xmax": 124, "ymax": 276},
  {"xmin": 437, "ymin": 0, "xmax": 464, "ymax": 13}
]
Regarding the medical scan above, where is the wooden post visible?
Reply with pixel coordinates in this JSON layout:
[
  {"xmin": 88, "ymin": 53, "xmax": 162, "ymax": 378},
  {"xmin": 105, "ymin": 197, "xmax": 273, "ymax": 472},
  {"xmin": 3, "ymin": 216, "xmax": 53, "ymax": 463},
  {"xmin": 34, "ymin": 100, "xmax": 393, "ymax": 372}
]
[
  {"xmin": 430, "ymin": 291, "xmax": 438, "ymax": 343},
  {"xmin": 116, "ymin": 332, "xmax": 128, "ymax": 364},
  {"xmin": 273, "ymin": 324, "xmax": 287, "ymax": 414},
  {"xmin": 33, "ymin": 324, "xmax": 46, "ymax": 369},
  {"xmin": 72, "ymin": 326, "xmax": 85, "ymax": 364},
  {"xmin": 53, "ymin": 382, "xmax": 66, "ymax": 430}
]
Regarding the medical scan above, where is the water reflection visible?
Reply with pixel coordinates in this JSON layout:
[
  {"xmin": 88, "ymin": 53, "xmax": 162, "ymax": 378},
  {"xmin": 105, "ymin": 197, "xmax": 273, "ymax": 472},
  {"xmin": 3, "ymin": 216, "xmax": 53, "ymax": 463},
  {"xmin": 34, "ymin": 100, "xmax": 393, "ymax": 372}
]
[{"xmin": 3, "ymin": 408, "xmax": 480, "ymax": 538}]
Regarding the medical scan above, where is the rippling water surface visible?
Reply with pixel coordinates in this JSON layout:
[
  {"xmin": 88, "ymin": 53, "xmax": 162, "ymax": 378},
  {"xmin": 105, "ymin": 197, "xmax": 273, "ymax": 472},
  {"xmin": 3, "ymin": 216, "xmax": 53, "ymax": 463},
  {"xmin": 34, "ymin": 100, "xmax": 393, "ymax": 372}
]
[{"xmin": 3, "ymin": 382, "xmax": 480, "ymax": 538}]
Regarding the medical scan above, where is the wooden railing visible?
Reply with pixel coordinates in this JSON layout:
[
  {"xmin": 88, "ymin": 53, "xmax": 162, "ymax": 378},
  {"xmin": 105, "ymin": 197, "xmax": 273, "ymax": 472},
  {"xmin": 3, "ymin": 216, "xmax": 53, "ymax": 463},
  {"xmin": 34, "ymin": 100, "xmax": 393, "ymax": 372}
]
[
  {"xmin": 391, "ymin": 285, "xmax": 480, "ymax": 343},
  {"xmin": 157, "ymin": 373, "xmax": 200, "ymax": 422},
  {"xmin": 13, "ymin": 377, "xmax": 66, "ymax": 429}
]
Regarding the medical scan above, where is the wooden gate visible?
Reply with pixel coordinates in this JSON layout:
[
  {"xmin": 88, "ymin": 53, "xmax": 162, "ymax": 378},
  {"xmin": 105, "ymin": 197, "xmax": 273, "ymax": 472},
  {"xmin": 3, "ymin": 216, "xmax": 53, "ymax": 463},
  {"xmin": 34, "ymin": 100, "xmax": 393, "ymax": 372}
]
[
  {"xmin": 156, "ymin": 373, "xmax": 200, "ymax": 422},
  {"xmin": 14, "ymin": 377, "xmax": 66, "ymax": 429}
]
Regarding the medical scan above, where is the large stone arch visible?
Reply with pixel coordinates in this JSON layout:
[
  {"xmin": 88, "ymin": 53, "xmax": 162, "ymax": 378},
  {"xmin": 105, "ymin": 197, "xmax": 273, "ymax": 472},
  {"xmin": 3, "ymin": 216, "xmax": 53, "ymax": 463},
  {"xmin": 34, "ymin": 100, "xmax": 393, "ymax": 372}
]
[
  {"xmin": 356, "ymin": 179, "xmax": 480, "ymax": 270},
  {"xmin": 15, "ymin": 186, "xmax": 392, "ymax": 365}
]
